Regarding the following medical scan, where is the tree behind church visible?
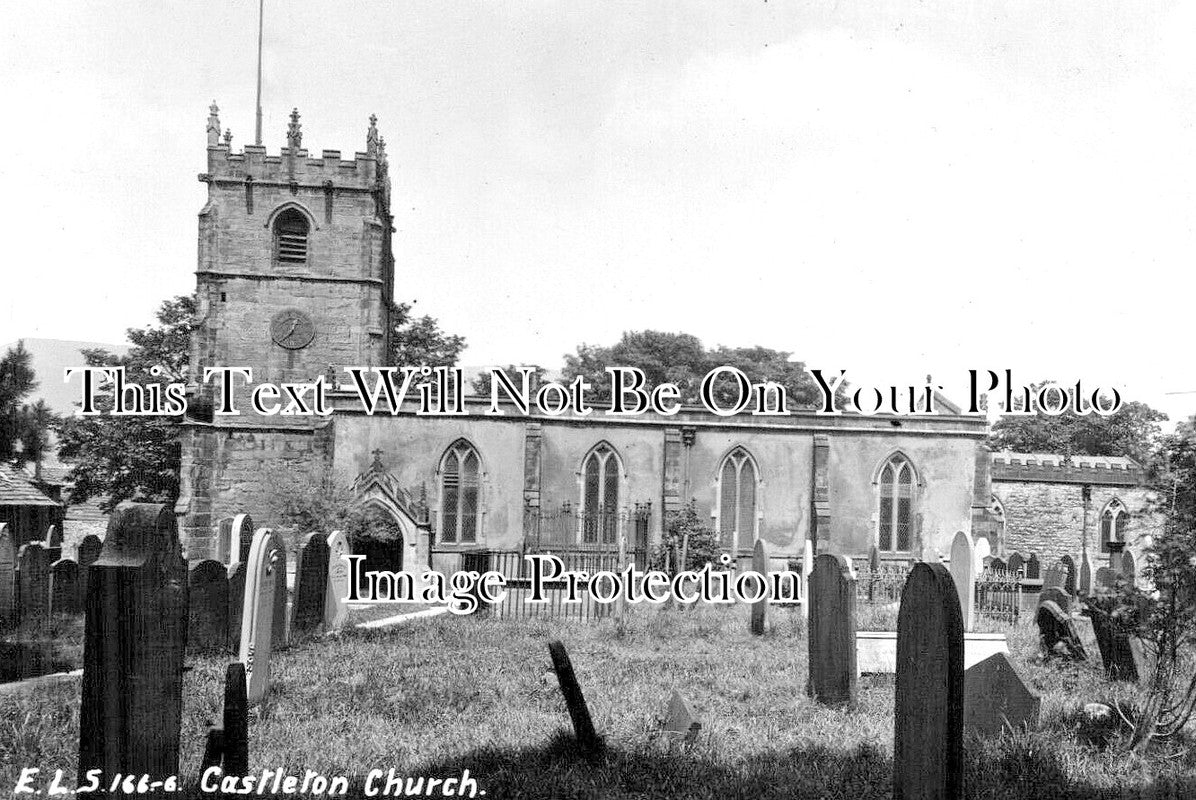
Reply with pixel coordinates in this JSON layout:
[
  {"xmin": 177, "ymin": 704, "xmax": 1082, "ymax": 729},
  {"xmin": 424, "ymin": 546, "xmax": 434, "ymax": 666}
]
[
  {"xmin": 0, "ymin": 340, "xmax": 56, "ymax": 467},
  {"xmin": 58, "ymin": 294, "xmax": 466, "ymax": 512}
]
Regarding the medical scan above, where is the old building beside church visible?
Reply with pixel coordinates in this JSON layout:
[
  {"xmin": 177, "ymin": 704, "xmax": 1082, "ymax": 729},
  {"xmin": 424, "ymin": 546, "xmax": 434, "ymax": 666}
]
[{"xmin": 176, "ymin": 107, "xmax": 1145, "ymax": 576}]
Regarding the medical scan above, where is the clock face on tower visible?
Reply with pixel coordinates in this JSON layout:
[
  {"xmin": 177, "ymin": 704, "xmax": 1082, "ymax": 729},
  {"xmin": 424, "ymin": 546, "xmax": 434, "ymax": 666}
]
[{"xmin": 270, "ymin": 309, "xmax": 316, "ymax": 350}]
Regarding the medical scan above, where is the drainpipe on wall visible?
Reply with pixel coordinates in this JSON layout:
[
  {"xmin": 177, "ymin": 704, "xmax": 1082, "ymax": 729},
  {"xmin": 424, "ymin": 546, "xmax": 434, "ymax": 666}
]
[{"xmin": 1080, "ymin": 484, "xmax": 1092, "ymax": 562}]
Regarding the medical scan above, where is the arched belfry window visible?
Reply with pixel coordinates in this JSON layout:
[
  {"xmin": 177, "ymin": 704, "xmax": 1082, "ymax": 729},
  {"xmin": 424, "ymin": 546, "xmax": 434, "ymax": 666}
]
[
  {"xmin": 717, "ymin": 448, "xmax": 758, "ymax": 552},
  {"xmin": 440, "ymin": 440, "xmax": 481, "ymax": 544},
  {"xmin": 581, "ymin": 444, "xmax": 620, "ymax": 545},
  {"xmin": 274, "ymin": 208, "xmax": 309, "ymax": 265},
  {"xmin": 1100, "ymin": 498, "xmax": 1130, "ymax": 552},
  {"xmin": 877, "ymin": 454, "xmax": 916, "ymax": 553}
]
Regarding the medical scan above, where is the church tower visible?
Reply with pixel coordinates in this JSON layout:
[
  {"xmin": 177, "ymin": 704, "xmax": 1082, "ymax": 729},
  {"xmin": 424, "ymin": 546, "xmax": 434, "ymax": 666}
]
[{"xmin": 176, "ymin": 103, "xmax": 396, "ymax": 557}]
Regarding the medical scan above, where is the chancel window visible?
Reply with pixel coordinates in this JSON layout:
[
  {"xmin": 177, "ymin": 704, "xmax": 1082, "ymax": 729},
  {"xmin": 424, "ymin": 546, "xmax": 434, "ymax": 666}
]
[
  {"xmin": 274, "ymin": 208, "xmax": 309, "ymax": 265},
  {"xmin": 877, "ymin": 455, "xmax": 915, "ymax": 553},
  {"xmin": 1100, "ymin": 498, "xmax": 1130, "ymax": 552},
  {"xmin": 717, "ymin": 448, "xmax": 757, "ymax": 552},
  {"xmin": 440, "ymin": 440, "xmax": 480, "ymax": 544},
  {"xmin": 581, "ymin": 444, "xmax": 620, "ymax": 545}
]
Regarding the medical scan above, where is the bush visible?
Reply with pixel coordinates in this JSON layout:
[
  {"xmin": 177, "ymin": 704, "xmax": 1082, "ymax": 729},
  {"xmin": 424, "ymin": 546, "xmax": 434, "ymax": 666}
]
[{"xmin": 649, "ymin": 503, "xmax": 722, "ymax": 572}]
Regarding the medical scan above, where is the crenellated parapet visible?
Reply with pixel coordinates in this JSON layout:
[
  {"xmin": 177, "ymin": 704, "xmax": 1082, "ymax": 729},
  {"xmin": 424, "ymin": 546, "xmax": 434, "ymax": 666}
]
[
  {"xmin": 198, "ymin": 106, "xmax": 386, "ymax": 194},
  {"xmin": 990, "ymin": 451, "xmax": 1143, "ymax": 487}
]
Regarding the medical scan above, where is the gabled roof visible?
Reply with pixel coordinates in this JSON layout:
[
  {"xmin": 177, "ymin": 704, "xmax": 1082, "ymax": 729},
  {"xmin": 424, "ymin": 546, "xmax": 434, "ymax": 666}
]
[{"xmin": 0, "ymin": 464, "xmax": 61, "ymax": 507}]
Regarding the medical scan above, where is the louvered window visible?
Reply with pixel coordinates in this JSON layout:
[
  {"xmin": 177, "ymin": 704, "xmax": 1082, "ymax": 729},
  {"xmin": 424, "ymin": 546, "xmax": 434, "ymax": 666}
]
[
  {"xmin": 717, "ymin": 448, "xmax": 757, "ymax": 552},
  {"xmin": 441, "ymin": 441, "xmax": 481, "ymax": 544},
  {"xmin": 274, "ymin": 208, "xmax": 309, "ymax": 265}
]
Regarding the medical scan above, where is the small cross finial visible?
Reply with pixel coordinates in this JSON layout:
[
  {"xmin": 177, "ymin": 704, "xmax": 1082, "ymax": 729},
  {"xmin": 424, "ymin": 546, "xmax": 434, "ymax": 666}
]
[{"xmin": 286, "ymin": 108, "xmax": 303, "ymax": 150}]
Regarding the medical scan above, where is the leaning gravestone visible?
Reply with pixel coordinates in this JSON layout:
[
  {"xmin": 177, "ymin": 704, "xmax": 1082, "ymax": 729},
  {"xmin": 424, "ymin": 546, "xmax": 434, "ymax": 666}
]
[
  {"xmin": 1036, "ymin": 600, "xmax": 1087, "ymax": 661},
  {"xmin": 77, "ymin": 534, "xmax": 102, "ymax": 607},
  {"xmin": 1086, "ymin": 606, "xmax": 1139, "ymax": 682},
  {"xmin": 227, "ymin": 562, "xmax": 247, "ymax": 651},
  {"xmin": 1038, "ymin": 586, "xmax": 1073, "ymax": 614},
  {"xmin": 78, "ymin": 502, "xmax": 188, "ymax": 784},
  {"xmin": 548, "ymin": 640, "xmax": 603, "ymax": 753},
  {"xmin": 292, "ymin": 532, "xmax": 330, "ymax": 635},
  {"xmin": 231, "ymin": 513, "xmax": 255, "ymax": 567},
  {"xmin": 188, "ymin": 560, "xmax": 230, "ymax": 653},
  {"xmin": 324, "ymin": 531, "xmax": 351, "ymax": 630},
  {"xmin": 963, "ymin": 652, "xmax": 1040, "ymax": 738},
  {"xmin": 17, "ymin": 542, "xmax": 52, "ymax": 622},
  {"xmin": 808, "ymin": 553, "xmax": 857, "ymax": 707},
  {"xmin": 1025, "ymin": 554, "xmax": 1040, "ymax": 579},
  {"xmin": 0, "ymin": 525, "xmax": 15, "ymax": 624},
  {"xmin": 894, "ymin": 562, "xmax": 964, "ymax": 800},
  {"xmin": 49, "ymin": 558, "xmax": 81, "ymax": 615},
  {"xmin": 949, "ymin": 531, "xmax": 975, "ymax": 633},
  {"xmin": 239, "ymin": 529, "xmax": 283, "ymax": 705},
  {"xmin": 749, "ymin": 539, "xmax": 767, "ymax": 636}
]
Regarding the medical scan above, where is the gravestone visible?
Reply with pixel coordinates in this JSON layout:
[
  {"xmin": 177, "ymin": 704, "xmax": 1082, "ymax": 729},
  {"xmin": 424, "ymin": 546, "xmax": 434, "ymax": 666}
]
[
  {"xmin": 973, "ymin": 537, "xmax": 991, "ymax": 574},
  {"xmin": 1079, "ymin": 554, "xmax": 1094, "ymax": 595},
  {"xmin": 749, "ymin": 539, "xmax": 767, "ymax": 636},
  {"xmin": 868, "ymin": 545, "xmax": 881, "ymax": 572},
  {"xmin": 1087, "ymin": 606, "xmax": 1139, "ymax": 682},
  {"xmin": 1043, "ymin": 563, "xmax": 1066, "ymax": 590},
  {"xmin": 77, "ymin": 534, "xmax": 102, "ymax": 606},
  {"xmin": 807, "ymin": 553, "xmax": 857, "ymax": 706},
  {"xmin": 46, "ymin": 524, "xmax": 63, "ymax": 550},
  {"xmin": 215, "ymin": 517, "xmax": 235, "ymax": 564},
  {"xmin": 963, "ymin": 652, "xmax": 1040, "ymax": 738},
  {"xmin": 1025, "ymin": 554, "xmax": 1040, "ymax": 579},
  {"xmin": 227, "ymin": 562, "xmax": 247, "ymax": 650},
  {"xmin": 1060, "ymin": 555, "xmax": 1077, "ymax": 594},
  {"xmin": 17, "ymin": 542, "xmax": 52, "ymax": 622},
  {"xmin": 0, "ymin": 525, "xmax": 14, "ymax": 624},
  {"xmin": 239, "ymin": 529, "xmax": 285, "ymax": 705},
  {"xmin": 1094, "ymin": 567, "xmax": 1117, "ymax": 590},
  {"xmin": 1038, "ymin": 586, "xmax": 1072, "ymax": 614},
  {"xmin": 49, "ymin": 558, "xmax": 81, "ymax": 615},
  {"xmin": 231, "ymin": 513, "xmax": 254, "ymax": 567},
  {"xmin": 1007, "ymin": 552, "xmax": 1024, "ymax": 576},
  {"xmin": 548, "ymin": 641, "xmax": 603, "ymax": 753},
  {"xmin": 77, "ymin": 503, "xmax": 188, "ymax": 784},
  {"xmin": 1121, "ymin": 551, "xmax": 1135, "ymax": 581},
  {"xmin": 200, "ymin": 663, "xmax": 249, "ymax": 775},
  {"xmin": 265, "ymin": 531, "xmax": 289, "ymax": 650},
  {"xmin": 324, "ymin": 531, "xmax": 351, "ymax": 630},
  {"xmin": 949, "ymin": 531, "xmax": 975, "ymax": 633},
  {"xmin": 662, "ymin": 690, "xmax": 701, "ymax": 743},
  {"xmin": 894, "ymin": 562, "xmax": 964, "ymax": 800},
  {"xmin": 1035, "ymin": 600, "xmax": 1087, "ymax": 660},
  {"xmin": 292, "ymin": 532, "xmax": 330, "ymax": 634},
  {"xmin": 989, "ymin": 557, "xmax": 1007, "ymax": 572},
  {"xmin": 188, "ymin": 560, "xmax": 230, "ymax": 653}
]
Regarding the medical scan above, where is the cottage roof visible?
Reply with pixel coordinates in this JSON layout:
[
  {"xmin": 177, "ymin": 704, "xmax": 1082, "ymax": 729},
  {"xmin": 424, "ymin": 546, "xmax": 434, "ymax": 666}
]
[{"xmin": 0, "ymin": 464, "xmax": 61, "ymax": 507}]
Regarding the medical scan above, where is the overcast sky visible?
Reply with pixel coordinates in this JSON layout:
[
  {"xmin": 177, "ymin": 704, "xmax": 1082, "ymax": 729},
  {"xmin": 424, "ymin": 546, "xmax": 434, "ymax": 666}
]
[{"xmin": 2, "ymin": 1, "xmax": 1194, "ymax": 425}]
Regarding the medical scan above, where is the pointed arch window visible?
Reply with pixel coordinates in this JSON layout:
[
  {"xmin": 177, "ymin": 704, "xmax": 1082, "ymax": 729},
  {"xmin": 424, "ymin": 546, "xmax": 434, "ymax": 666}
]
[
  {"xmin": 877, "ymin": 455, "xmax": 916, "ymax": 553},
  {"xmin": 1100, "ymin": 498, "xmax": 1130, "ymax": 552},
  {"xmin": 581, "ymin": 444, "xmax": 620, "ymax": 545},
  {"xmin": 440, "ymin": 441, "xmax": 480, "ymax": 544},
  {"xmin": 717, "ymin": 448, "xmax": 758, "ymax": 552},
  {"xmin": 274, "ymin": 208, "xmax": 309, "ymax": 265}
]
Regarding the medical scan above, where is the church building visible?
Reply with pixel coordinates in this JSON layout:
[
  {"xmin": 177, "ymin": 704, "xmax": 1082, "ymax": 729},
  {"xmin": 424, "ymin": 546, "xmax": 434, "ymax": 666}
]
[{"xmin": 174, "ymin": 107, "xmax": 1013, "ymax": 574}]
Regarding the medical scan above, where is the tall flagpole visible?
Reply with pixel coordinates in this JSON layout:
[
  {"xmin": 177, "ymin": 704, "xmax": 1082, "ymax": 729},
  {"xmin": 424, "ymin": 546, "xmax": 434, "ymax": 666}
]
[{"xmin": 254, "ymin": 0, "xmax": 264, "ymax": 145}]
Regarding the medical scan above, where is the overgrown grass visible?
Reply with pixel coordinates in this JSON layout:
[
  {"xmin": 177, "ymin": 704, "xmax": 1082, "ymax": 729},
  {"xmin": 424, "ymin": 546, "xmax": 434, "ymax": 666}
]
[{"xmin": 2, "ymin": 604, "xmax": 1194, "ymax": 798}]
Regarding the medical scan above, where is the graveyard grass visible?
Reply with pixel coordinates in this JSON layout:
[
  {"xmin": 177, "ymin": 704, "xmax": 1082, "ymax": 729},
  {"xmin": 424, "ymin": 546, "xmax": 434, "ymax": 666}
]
[{"xmin": 4, "ymin": 605, "xmax": 1196, "ymax": 799}]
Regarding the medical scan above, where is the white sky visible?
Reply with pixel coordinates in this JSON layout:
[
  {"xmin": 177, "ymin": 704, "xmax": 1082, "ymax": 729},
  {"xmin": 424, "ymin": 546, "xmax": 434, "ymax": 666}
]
[{"xmin": 2, "ymin": 1, "xmax": 1195, "ymax": 425}]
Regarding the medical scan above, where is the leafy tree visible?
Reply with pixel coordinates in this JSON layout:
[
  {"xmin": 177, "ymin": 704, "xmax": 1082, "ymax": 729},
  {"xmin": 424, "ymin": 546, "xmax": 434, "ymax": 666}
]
[
  {"xmin": 650, "ymin": 503, "xmax": 722, "ymax": 572},
  {"xmin": 389, "ymin": 300, "xmax": 467, "ymax": 368},
  {"xmin": 0, "ymin": 341, "xmax": 57, "ymax": 468},
  {"xmin": 56, "ymin": 295, "xmax": 195, "ymax": 510},
  {"xmin": 989, "ymin": 383, "xmax": 1166, "ymax": 465},
  {"xmin": 470, "ymin": 364, "xmax": 548, "ymax": 397},
  {"xmin": 561, "ymin": 330, "xmax": 846, "ymax": 411}
]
